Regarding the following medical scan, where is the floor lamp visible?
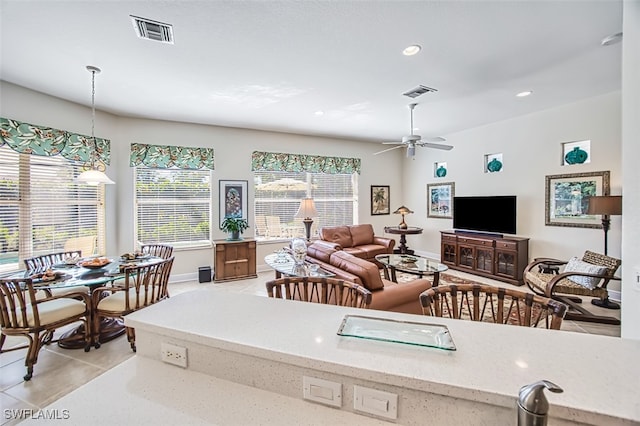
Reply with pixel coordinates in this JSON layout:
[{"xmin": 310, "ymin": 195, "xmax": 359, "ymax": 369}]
[
  {"xmin": 587, "ymin": 195, "xmax": 622, "ymax": 309},
  {"xmin": 295, "ymin": 198, "xmax": 318, "ymax": 241}
]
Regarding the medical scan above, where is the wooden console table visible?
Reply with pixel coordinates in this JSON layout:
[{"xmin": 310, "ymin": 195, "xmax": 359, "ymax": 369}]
[
  {"xmin": 384, "ymin": 226, "xmax": 423, "ymax": 255},
  {"xmin": 214, "ymin": 239, "xmax": 257, "ymax": 282},
  {"xmin": 440, "ymin": 230, "xmax": 529, "ymax": 286}
]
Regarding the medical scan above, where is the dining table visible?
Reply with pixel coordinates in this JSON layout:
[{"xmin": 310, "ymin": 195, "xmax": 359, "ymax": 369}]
[{"xmin": 6, "ymin": 254, "xmax": 163, "ymax": 349}]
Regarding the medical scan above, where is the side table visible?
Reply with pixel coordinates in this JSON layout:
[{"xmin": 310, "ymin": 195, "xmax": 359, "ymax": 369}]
[{"xmin": 383, "ymin": 226, "xmax": 423, "ymax": 255}]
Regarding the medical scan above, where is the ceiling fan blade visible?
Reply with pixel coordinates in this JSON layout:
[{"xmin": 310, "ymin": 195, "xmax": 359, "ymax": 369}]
[
  {"xmin": 423, "ymin": 136, "xmax": 446, "ymax": 142},
  {"xmin": 382, "ymin": 141, "xmax": 404, "ymax": 145},
  {"xmin": 418, "ymin": 142, "xmax": 454, "ymax": 151},
  {"xmin": 373, "ymin": 145, "xmax": 405, "ymax": 155}
]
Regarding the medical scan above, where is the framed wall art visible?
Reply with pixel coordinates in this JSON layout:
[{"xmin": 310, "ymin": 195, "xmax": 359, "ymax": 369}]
[
  {"xmin": 427, "ymin": 182, "xmax": 455, "ymax": 219},
  {"xmin": 545, "ymin": 171, "xmax": 609, "ymax": 228},
  {"xmin": 371, "ymin": 185, "xmax": 390, "ymax": 215},
  {"xmin": 219, "ymin": 180, "xmax": 248, "ymax": 227}
]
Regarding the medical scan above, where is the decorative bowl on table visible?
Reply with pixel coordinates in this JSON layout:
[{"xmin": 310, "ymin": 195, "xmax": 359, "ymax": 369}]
[
  {"xmin": 29, "ymin": 269, "xmax": 66, "ymax": 284},
  {"xmin": 120, "ymin": 252, "xmax": 151, "ymax": 262},
  {"xmin": 79, "ymin": 257, "xmax": 112, "ymax": 269}
]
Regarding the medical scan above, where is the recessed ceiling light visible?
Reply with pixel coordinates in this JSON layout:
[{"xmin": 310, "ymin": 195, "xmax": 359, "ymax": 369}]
[
  {"xmin": 403, "ymin": 45, "xmax": 421, "ymax": 56},
  {"xmin": 314, "ymin": 111, "xmax": 324, "ymax": 116},
  {"xmin": 516, "ymin": 91, "xmax": 533, "ymax": 97},
  {"xmin": 601, "ymin": 32, "xmax": 623, "ymax": 46}
]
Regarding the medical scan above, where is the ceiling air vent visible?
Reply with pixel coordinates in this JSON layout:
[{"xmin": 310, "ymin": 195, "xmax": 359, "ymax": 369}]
[
  {"xmin": 403, "ymin": 85, "xmax": 437, "ymax": 99},
  {"xmin": 131, "ymin": 15, "xmax": 174, "ymax": 44}
]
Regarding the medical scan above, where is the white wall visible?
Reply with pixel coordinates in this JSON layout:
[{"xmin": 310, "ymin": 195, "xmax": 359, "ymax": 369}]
[
  {"xmin": 0, "ymin": 81, "xmax": 404, "ymax": 276},
  {"xmin": 0, "ymin": 78, "xmax": 631, "ymax": 319},
  {"xmin": 621, "ymin": 0, "xmax": 640, "ymax": 340},
  {"xmin": 403, "ymin": 92, "xmax": 622, "ymax": 284}
]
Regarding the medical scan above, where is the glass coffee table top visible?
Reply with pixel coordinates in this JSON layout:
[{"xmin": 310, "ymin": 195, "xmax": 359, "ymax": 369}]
[
  {"xmin": 264, "ymin": 253, "xmax": 335, "ymax": 278},
  {"xmin": 375, "ymin": 254, "xmax": 448, "ymax": 279}
]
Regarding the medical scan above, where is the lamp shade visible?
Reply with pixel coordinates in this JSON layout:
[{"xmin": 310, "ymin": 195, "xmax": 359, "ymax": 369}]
[
  {"xmin": 295, "ymin": 198, "xmax": 318, "ymax": 219},
  {"xmin": 587, "ymin": 196, "xmax": 622, "ymax": 216},
  {"xmin": 76, "ymin": 169, "xmax": 115, "ymax": 186},
  {"xmin": 393, "ymin": 206, "xmax": 414, "ymax": 215}
]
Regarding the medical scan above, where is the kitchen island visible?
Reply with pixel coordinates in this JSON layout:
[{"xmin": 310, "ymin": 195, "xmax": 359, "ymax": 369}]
[{"xmin": 27, "ymin": 289, "xmax": 640, "ymax": 425}]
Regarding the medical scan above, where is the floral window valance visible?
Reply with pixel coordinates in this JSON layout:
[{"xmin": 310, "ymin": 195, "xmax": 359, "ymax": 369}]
[
  {"xmin": 251, "ymin": 151, "xmax": 361, "ymax": 174},
  {"xmin": 130, "ymin": 143, "xmax": 215, "ymax": 170},
  {"xmin": 0, "ymin": 117, "xmax": 111, "ymax": 164}
]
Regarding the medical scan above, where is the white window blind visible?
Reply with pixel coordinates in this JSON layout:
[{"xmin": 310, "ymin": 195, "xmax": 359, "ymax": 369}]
[
  {"xmin": 134, "ymin": 167, "xmax": 211, "ymax": 248},
  {"xmin": 253, "ymin": 171, "xmax": 357, "ymax": 240},
  {"xmin": 0, "ymin": 146, "xmax": 105, "ymax": 273}
]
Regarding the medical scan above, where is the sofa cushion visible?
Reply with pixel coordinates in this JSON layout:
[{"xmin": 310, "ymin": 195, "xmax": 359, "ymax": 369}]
[
  {"xmin": 306, "ymin": 241, "xmax": 339, "ymax": 263},
  {"xmin": 321, "ymin": 226, "xmax": 353, "ymax": 248},
  {"xmin": 350, "ymin": 224, "xmax": 375, "ymax": 246},
  {"xmin": 329, "ymin": 251, "xmax": 384, "ymax": 291}
]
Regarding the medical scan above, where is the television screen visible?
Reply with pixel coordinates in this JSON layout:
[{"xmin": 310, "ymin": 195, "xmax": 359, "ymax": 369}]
[{"xmin": 453, "ymin": 196, "xmax": 517, "ymax": 235}]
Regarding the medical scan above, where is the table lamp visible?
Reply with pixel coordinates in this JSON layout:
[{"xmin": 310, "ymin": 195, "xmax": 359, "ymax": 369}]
[
  {"xmin": 393, "ymin": 206, "xmax": 414, "ymax": 229},
  {"xmin": 587, "ymin": 195, "xmax": 622, "ymax": 256},
  {"xmin": 295, "ymin": 198, "xmax": 318, "ymax": 241}
]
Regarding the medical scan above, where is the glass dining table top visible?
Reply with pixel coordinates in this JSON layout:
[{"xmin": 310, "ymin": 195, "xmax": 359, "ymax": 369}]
[{"xmin": 4, "ymin": 255, "xmax": 163, "ymax": 290}]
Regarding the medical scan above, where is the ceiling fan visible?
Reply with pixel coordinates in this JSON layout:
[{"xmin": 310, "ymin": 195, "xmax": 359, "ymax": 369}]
[{"xmin": 373, "ymin": 103, "xmax": 453, "ymax": 157}]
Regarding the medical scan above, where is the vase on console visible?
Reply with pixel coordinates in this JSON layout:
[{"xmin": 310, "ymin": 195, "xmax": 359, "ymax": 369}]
[{"xmin": 291, "ymin": 238, "xmax": 307, "ymax": 266}]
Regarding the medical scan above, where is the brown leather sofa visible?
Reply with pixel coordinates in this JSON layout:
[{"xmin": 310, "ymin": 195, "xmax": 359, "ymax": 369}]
[
  {"xmin": 306, "ymin": 241, "xmax": 432, "ymax": 314},
  {"xmin": 318, "ymin": 224, "xmax": 395, "ymax": 262}
]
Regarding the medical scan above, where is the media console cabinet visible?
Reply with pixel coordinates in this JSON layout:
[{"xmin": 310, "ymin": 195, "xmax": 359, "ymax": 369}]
[{"xmin": 440, "ymin": 230, "xmax": 529, "ymax": 286}]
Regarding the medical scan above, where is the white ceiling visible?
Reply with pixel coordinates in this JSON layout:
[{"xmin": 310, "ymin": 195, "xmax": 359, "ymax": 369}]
[{"xmin": 0, "ymin": 0, "xmax": 623, "ymax": 144}]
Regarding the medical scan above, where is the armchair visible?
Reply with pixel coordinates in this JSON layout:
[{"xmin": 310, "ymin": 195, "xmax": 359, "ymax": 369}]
[
  {"xmin": 0, "ymin": 278, "xmax": 91, "ymax": 380},
  {"xmin": 523, "ymin": 251, "xmax": 621, "ymax": 325}
]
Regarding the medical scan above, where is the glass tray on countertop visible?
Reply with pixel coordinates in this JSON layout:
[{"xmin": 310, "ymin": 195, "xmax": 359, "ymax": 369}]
[{"xmin": 337, "ymin": 315, "xmax": 456, "ymax": 351}]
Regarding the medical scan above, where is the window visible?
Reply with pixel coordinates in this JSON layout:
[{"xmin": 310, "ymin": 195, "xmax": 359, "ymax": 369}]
[
  {"xmin": 134, "ymin": 167, "xmax": 212, "ymax": 248},
  {"xmin": 254, "ymin": 171, "xmax": 358, "ymax": 240},
  {"xmin": 0, "ymin": 146, "xmax": 105, "ymax": 273}
]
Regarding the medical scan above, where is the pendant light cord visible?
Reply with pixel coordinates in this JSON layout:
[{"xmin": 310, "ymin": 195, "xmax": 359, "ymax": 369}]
[{"xmin": 90, "ymin": 68, "xmax": 97, "ymax": 167}]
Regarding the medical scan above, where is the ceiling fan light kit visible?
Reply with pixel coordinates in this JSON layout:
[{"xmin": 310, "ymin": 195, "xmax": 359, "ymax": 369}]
[{"xmin": 373, "ymin": 103, "xmax": 453, "ymax": 158}]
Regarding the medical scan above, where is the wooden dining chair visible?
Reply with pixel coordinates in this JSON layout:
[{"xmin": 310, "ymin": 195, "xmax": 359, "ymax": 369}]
[
  {"xmin": 23, "ymin": 251, "xmax": 87, "ymax": 298},
  {"xmin": 266, "ymin": 276, "xmax": 372, "ymax": 308},
  {"xmin": 419, "ymin": 283, "xmax": 568, "ymax": 330},
  {"xmin": 24, "ymin": 250, "xmax": 82, "ymax": 272},
  {"xmin": 141, "ymin": 244, "xmax": 174, "ymax": 259},
  {"xmin": 91, "ymin": 257, "xmax": 174, "ymax": 352},
  {"xmin": 0, "ymin": 278, "xmax": 92, "ymax": 380}
]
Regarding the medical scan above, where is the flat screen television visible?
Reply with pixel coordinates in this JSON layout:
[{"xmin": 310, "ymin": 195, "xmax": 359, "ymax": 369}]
[{"xmin": 453, "ymin": 196, "xmax": 517, "ymax": 235}]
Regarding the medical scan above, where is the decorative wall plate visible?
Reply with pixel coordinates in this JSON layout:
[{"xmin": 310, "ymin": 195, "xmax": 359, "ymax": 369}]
[{"xmin": 436, "ymin": 166, "xmax": 447, "ymax": 177}]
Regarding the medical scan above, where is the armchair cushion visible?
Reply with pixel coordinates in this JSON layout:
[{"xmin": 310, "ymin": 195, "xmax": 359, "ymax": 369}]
[{"xmin": 563, "ymin": 257, "xmax": 608, "ymax": 289}]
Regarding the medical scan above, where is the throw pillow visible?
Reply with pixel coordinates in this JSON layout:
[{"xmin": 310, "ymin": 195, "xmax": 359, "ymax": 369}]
[{"xmin": 563, "ymin": 257, "xmax": 608, "ymax": 289}]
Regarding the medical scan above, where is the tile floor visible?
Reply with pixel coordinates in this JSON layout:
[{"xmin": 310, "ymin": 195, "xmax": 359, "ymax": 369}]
[{"xmin": 0, "ymin": 269, "xmax": 620, "ymax": 425}]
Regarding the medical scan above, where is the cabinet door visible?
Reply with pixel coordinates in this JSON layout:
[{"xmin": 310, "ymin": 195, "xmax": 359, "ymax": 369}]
[
  {"xmin": 441, "ymin": 240, "xmax": 457, "ymax": 266},
  {"xmin": 457, "ymin": 243, "xmax": 475, "ymax": 270},
  {"xmin": 475, "ymin": 246, "xmax": 494, "ymax": 274},
  {"xmin": 495, "ymin": 249, "xmax": 518, "ymax": 279}
]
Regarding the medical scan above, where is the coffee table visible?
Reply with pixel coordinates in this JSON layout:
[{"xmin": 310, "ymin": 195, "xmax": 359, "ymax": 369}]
[
  {"xmin": 375, "ymin": 254, "xmax": 448, "ymax": 286},
  {"xmin": 264, "ymin": 253, "xmax": 335, "ymax": 279}
]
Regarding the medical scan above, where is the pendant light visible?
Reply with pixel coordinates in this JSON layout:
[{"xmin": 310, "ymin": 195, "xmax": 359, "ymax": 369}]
[{"xmin": 76, "ymin": 65, "xmax": 115, "ymax": 185}]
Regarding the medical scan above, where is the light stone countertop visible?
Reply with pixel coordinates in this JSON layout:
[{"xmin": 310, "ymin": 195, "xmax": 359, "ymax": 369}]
[{"xmin": 123, "ymin": 289, "xmax": 640, "ymax": 425}]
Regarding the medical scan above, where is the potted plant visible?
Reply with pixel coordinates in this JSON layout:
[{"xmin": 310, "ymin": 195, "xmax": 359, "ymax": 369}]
[{"xmin": 220, "ymin": 215, "xmax": 249, "ymax": 241}]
